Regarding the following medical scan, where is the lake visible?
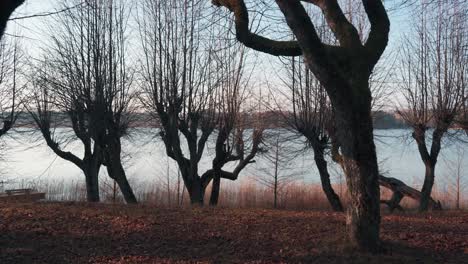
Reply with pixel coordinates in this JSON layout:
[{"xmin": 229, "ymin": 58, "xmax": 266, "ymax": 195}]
[{"xmin": 1, "ymin": 128, "xmax": 467, "ymax": 201}]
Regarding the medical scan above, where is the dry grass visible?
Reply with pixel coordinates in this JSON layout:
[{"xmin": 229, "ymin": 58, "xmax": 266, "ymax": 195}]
[{"xmin": 17, "ymin": 178, "xmax": 467, "ymax": 211}]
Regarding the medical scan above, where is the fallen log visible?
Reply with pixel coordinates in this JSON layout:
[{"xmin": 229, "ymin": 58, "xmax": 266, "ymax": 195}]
[{"xmin": 379, "ymin": 175, "xmax": 442, "ymax": 212}]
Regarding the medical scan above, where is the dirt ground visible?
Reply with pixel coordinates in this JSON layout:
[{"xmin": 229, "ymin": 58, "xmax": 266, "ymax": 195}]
[{"xmin": 0, "ymin": 202, "xmax": 467, "ymax": 263}]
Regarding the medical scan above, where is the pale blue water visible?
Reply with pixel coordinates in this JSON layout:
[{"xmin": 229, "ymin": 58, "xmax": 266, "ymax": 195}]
[{"xmin": 1, "ymin": 128, "xmax": 466, "ymax": 196}]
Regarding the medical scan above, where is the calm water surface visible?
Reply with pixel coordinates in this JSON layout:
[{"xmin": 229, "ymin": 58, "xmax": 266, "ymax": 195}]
[{"xmin": 1, "ymin": 128, "xmax": 467, "ymax": 195}]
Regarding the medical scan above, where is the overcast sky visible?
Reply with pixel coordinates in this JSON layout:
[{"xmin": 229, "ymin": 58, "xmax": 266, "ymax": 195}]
[{"xmin": 6, "ymin": 0, "xmax": 415, "ymax": 109}]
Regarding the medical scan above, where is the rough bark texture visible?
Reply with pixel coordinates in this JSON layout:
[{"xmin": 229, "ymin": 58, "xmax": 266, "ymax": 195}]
[
  {"xmin": 0, "ymin": 0, "xmax": 24, "ymax": 40},
  {"xmin": 213, "ymin": 0, "xmax": 390, "ymax": 252},
  {"xmin": 336, "ymin": 99, "xmax": 381, "ymax": 252}
]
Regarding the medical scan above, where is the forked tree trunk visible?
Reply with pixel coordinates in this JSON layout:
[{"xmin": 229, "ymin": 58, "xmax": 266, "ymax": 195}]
[
  {"xmin": 419, "ymin": 162, "xmax": 436, "ymax": 211},
  {"xmin": 413, "ymin": 129, "xmax": 442, "ymax": 212},
  {"xmin": 313, "ymin": 147, "xmax": 344, "ymax": 212}
]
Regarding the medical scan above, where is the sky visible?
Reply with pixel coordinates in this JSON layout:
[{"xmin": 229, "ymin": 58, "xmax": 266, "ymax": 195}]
[{"xmin": 5, "ymin": 0, "xmax": 415, "ymax": 109}]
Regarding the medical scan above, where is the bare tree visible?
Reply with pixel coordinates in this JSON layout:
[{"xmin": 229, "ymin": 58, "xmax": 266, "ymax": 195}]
[
  {"xmin": 444, "ymin": 147, "xmax": 467, "ymax": 210},
  {"xmin": 213, "ymin": 0, "xmax": 390, "ymax": 251},
  {"xmin": 0, "ymin": 37, "xmax": 21, "ymax": 138},
  {"xmin": 0, "ymin": 0, "xmax": 24, "ymax": 40},
  {"xmin": 204, "ymin": 43, "xmax": 264, "ymax": 206},
  {"xmin": 28, "ymin": 0, "xmax": 137, "ymax": 203},
  {"xmin": 139, "ymin": 0, "xmax": 262, "ymax": 205},
  {"xmin": 398, "ymin": 0, "xmax": 467, "ymax": 211},
  {"xmin": 283, "ymin": 56, "xmax": 343, "ymax": 212},
  {"xmin": 255, "ymin": 132, "xmax": 300, "ymax": 209}
]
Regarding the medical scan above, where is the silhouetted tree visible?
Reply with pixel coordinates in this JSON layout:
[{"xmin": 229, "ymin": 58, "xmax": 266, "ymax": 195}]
[
  {"xmin": 28, "ymin": 0, "xmax": 137, "ymax": 203},
  {"xmin": 139, "ymin": 0, "xmax": 262, "ymax": 205},
  {"xmin": 398, "ymin": 0, "xmax": 467, "ymax": 211},
  {"xmin": 214, "ymin": 0, "xmax": 390, "ymax": 251},
  {"xmin": 254, "ymin": 132, "xmax": 300, "ymax": 209},
  {"xmin": 0, "ymin": 37, "xmax": 20, "ymax": 138},
  {"xmin": 284, "ymin": 56, "xmax": 343, "ymax": 212}
]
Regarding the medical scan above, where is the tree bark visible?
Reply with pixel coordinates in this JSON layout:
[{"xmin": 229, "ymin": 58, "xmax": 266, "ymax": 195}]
[
  {"xmin": 106, "ymin": 160, "xmax": 138, "ymax": 204},
  {"xmin": 209, "ymin": 175, "xmax": 221, "ymax": 206},
  {"xmin": 84, "ymin": 165, "xmax": 100, "ymax": 202},
  {"xmin": 104, "ymin": 137, "xmax": 138, "ymax": 204},
  {"xmin": 188, "ymin": 177, "xmax": 205, "ymax": 205},
  {"xmin": 213, "ymin": 0, "xmax": 389, "ymax": 252},
  {"xmin": 379, "ymin": 174, "xmax": 441, "ymax": 211},
  {"xmin": 419, "ymin": 162, "xmax": 436, "ymax": 211},
  {"xmin": 413, "ymin": 128, "xmax": 443, "ymax": 212},
  {"xmin": 331, "ymin": 81, "xmax": 381, "ymax": 252},
  {"xmin": 313, "ymin": 147, "xmax": 344, "ymax": 212}
]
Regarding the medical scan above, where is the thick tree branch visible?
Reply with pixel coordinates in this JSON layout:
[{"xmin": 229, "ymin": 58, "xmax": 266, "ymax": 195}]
[
  {"xmin": 34, "ymin": 118, "xmax": 84, "ymax": 169},
  {"xmin": 317, "ymin": 0, "xmax": 362, "ymax": 48},
  {"xmin": 362, "ymin": 0, "xmax": 390, "ymax": 68},
  {"xmin": 212, "ymin": 0, "xmax": 302, "ymax": 56}
]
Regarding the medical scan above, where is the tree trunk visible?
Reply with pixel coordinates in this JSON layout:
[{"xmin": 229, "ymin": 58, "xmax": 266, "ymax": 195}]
[
  {"xmin": 313, "ymin": 147, "xmax": 344, "ymax": 212},
  {"xmin": 273, "ymin": 142, "xmax": 279, "ymax": 209},
  {"xmin": 333, "ymin": 84, "xmax": 381, "ymax": 253},
  {"xmin": 105, "ymin": 140, "xmax": 138, "ymax": 204},
  {"xmin": 274, "ymin": 177, "xmax": 278, "ymax": 209},
  {"xmin": 379, "ymin": 174, "xmax": 441, "ymax": 211},
  {"xmin": 188, "ymin": 177, "xmax": 205, "ymax": 205},
  {"xmin": 84, "ymin": 165, "xmax": 100, "ymax": 202},
  {"xmin": 106, "ymin": 161, "xmax": 138, "ymax": 204},
  {"xmin": 209, "ymin": 175, "xmax": 220, "ymax": 206},
  {"xmin": 419, "ymin": 162, "xmax": 436, "ymax": 211},
  {"xmin": 456, "ymin": 173, "xmax": 460, "ymax": 210}
]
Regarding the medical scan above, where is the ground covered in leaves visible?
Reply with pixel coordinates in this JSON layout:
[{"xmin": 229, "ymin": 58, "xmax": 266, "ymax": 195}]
[{"xmin": 0, "ymin": 202, "xmax": 467, "ymax": 263}]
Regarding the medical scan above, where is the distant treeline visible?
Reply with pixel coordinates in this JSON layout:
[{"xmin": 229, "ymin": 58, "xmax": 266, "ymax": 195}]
[{"xmin": 12, "ymin": 110, "xmax": 409, "ymax": 130}]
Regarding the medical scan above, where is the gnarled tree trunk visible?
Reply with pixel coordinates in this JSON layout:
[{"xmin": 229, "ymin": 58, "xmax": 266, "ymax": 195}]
[
  {"xmin": 334, "ymin": 88, "xmax": 381, "ymax": 252},
  {"xmin": 213, "ymin": 0, "xmax": 390, "ymax": 252},
  {"xmin": 379, "ymin": 174, "xmax": 441, "ymax": 212}
]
